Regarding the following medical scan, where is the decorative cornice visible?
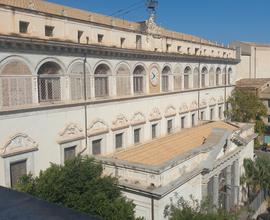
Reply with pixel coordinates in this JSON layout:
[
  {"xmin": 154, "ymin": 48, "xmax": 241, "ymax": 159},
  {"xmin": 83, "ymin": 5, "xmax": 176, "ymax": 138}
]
[
  {"xmin": 179, "ymin": 103, "xmax": 189, "ymax": 114},
  {"xmin": 130, "ymin": 112, "xmax": 146, "ymax": 126},
  {"xmin": 165, "ymin": 105, "xmax": 177, "ymax": 118},
  {"xmin": 0, "ymin": 35, "xmax": 240, "ymax": 64},
  {"xmin": 1, "ymin": 133, "xmax": 38, "ymax": 158},
  {"xmin": 149, "ymin": 107, "xmax": 162, "ymax": 122},
  {"xmin": 57, "ymin": 123, "xmax": 84, "ymax": 144},
  {"xmin": 111, "ymin": 114, "xmax": 129, "ymax": 131},
  {"xmin": 88, "ymin": 119, "xmax": 109, "ymax": 137}
]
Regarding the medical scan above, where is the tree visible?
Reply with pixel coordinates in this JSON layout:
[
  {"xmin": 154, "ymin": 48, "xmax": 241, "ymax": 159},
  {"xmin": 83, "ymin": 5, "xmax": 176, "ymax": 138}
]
[
  {"xmin": 15, "ymin": 156, "xmax": 140, "ymax": 220},
  {"xmin": 164, "ymin": 196, "xmax": 238, "ymax": 220},
  {"xmin": 241, "ymin": 156, "xmax": 270, "ymax": 201},
  {"xmin": 225, "ymin": 89, "xmax": 267, "ymax": 124}
]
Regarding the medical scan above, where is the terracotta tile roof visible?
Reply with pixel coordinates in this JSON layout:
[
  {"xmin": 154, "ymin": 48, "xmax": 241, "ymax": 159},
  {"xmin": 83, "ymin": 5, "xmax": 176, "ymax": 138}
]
[
  {"xmin": 109, "ymin": 121, "xmax": 237, "ymax": 166},
  {"xmin": 236, "ymin": 78, "xmax": 270, "ymax": 89},
  {"xmin": 0, "ymin": 0, "xmax": 221, "ymax": 47}
]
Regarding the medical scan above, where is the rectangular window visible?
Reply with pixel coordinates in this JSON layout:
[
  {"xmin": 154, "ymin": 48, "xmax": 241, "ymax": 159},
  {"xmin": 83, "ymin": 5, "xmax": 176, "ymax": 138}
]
[
  {"xmin": 19, "ymin": 21, "xmax": 29, "ymax": 33},
  {"xmin": 136, "ymin": 35, "xmax": 142, "ymax": 50},
  {"xmin": 201, "ymin": 111, "xmax": 204, "ymax": 120},
  {"xmin": 10, "ymin": 160, "xmax": 27, "ymax": 187},
  {"xmin": 201, "ymin": 74, "xmax": 206, "ymax": 88},
  {"xmin": 187, "ymin": 47, "xmax": 191, "ymax": 54},
  {"xmin": 86, "ymin": 36, "xmax": 89, "ymax": 44},
  {"xmin": 115, "ymin": 133, "xmax": 123, "ymax": 149},
  {"xmin": 64, "ymin": 146, "xmax": 76, "ymax": 162},
  {"xmin": 184, "ymin": 75, "xmax": 189, "ymax": 89},
  {"xmin": 210, "ymin": 108, "xmax": 214, "ymax": 120},
  {"xmin": 152, "ymin": 123, "xmax": 157, "ymax": 139},
  {"xmin": 134, "ymin": 128, "xmax": 141, "ymax": 144},
  {"xmin": 167, "ymin": 119, "xmax": 173, "ymax": 134},
  {"xmin": 120, "ymin": 37, "xmax": 125, "ymax": 48},
  {"xmin": 177, "ymin": 46, "xmax": 181, "ymax": 53},
  {"xmin": 98, "ymin": 34, "xmax": 104, "ymax": 43},
  {"xmin": 191, "ymin": 114, "xmax": 195, "ymax": 127},
  {"xmin": 219, "ymin": 106, "xmax": 222, "ymax": 119},
  {"xmin": 166, "ymin": 44, "xmax": 171, "ymax": 52},
  {"xmin": 195, "ymin": 48, "xmax": 199, "ymax": 55},
  {"xmin": 268, "ymin": 100, "xmax": 270, "ymax": 108},
  {"xmin": 268, "ymin": 116, "xmax": 270, "ymax": 123},
  {"xmin": 92, "ymin": 139, "xmax": 102, "ymax": 155},
  {"xmin": 77, "ymin": 30, "xmax": 83, "ymax": 43},
  {"xmin": 181, "ymin": 116, "xmax": 185, "ymax": 129},
  {"xmin": 45, "ymin": 25, "xmax": 54, "ymax": 37}
]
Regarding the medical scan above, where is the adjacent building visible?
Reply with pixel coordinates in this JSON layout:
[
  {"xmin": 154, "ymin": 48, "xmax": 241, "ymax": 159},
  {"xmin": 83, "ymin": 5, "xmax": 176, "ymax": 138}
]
[{"xmin": 0, "ymin": 0, "xmax": 256, "ymax": 219}]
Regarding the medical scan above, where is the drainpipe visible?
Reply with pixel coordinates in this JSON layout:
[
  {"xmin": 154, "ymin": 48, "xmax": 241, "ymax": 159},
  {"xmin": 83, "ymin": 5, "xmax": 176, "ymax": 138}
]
[
  {"xmin": 80, "ymin": 53, "xmax": 88, "ymax": 154},
  {"xmin": 151, "ymin": 197, "xmax": 155, "ymax": 220}
]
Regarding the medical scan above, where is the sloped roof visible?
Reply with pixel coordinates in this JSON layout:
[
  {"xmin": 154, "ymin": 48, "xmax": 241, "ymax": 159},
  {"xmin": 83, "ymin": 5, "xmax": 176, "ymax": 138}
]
[
  {"xmin": 0, "ymin": 187, "xmax": 100, "ymax": 220},
  {"xmin": 236, "ymin": 78, "xmax": 270, "ymax": 89},
  {"xmin": 0, "ymin": 0, "xmax": 223, "ymax": 47},
  {"xmin": 108, "ymin": 121, "xmax": 237, "ymax": 166}
]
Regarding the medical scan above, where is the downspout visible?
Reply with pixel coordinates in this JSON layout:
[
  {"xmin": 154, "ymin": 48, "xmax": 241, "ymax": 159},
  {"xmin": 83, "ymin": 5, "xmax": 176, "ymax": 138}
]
[
  {"xmin": 151, "ymin": 197, "xmax": 155, "ymax": 220},
  {"xmin": 80, "ymin": 53, "xmax": 88, "ymax": 154}
]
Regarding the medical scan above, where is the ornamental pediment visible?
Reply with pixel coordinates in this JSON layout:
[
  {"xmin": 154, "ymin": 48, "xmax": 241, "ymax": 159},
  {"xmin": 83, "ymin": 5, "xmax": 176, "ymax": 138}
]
[
  {"xmin": 88, "ymin": 119, "xmax": 109, "ymax": 136},
  {"xmin": 165, "ymin": 105, "xmax": 176, "ymax": 118},
  {"xmin": 200, "ymin": 99, "xmax": 207, "ymax": 108},
  {"xmin": 218, "ymin": 96, "xmax": 224, "ymax": 104},
  {"xmin": 130, "ymin": 112, "xmax": 146, "ymax": 126},
  {"xmin": 189, "ymin": 101, "xmax": 198, "ymax": 111},
  {"xmin": 179, "ymin": 103, "xmax": 189, "ymax": 113},
  {"xmin": 209, "ymin": 97, "xmax": 217, "ymax": 106},
  {"xmin": 1, "ymin": 133, "xmax": 38, "ymax": 157},
  {"xmin": 112, "ymin": 114, "xmax": 129, "ymax": 131},
  {"xmin": 58, "ymin": 123, "xmax": 84, "ymax": 144},
  {"xmin": 149, "ymin": 107, "xmax": 162, "ymax": 121}
]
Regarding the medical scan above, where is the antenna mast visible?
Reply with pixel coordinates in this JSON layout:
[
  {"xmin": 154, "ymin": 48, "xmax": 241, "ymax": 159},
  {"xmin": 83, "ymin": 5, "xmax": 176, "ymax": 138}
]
[{"xmin": 146, "ymin": 0, "xmax": 158, "ymax": 21}]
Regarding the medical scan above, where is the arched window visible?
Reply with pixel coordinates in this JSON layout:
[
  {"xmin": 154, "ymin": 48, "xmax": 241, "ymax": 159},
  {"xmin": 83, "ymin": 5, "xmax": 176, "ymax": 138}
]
[
  {"xmin": 228, "ymin": 68, "xmax": 232, "ymax": 85},
  {"xmin": 162, "ymin": 66, "xmax": 171, "ymax": 92},
  {"xmin": 0, "ymin": 59, "xmax": 32, "ymax": 108},
  {"xmin": 173, "ymin": 66, "xmax": 181, "ymax": 91},
  {"xmin": 116, "ymin": 64, "xmax": 131, "ymax": 96},
  {"xmin": 133, "ymin": 65, "xmax": 145, "ymax": 94},
  {"xmin": 222, "ymin": 68, "xmax": 226, "ymax": 85},
  {"xmin": 193, "ymin": 67, "xmax": 199, "ymax": 89},
  {"xmin": 209, "ymin": 67, "xmax": 215, "ymax": 86},
  {"xmin": 94, "ymin": 64, "xmax": 110, "ymax": 98},
  {"xmin": 184, "ymin": 66, "xmax": 191, "ymax": 90},
  {"xmin": 216, "ymin": 67, "xmax": 221, "ymax": 86},
  {"xmin": 69, "ymin": 62, "xmax": 91, "ymax": 101},
  {"xmin": 38, "ymin": 62, "xmax": 62, "ymax": 102},
  {"xmin": 201, "ymin": 67, "xmax": 208, "ymax": 88}
]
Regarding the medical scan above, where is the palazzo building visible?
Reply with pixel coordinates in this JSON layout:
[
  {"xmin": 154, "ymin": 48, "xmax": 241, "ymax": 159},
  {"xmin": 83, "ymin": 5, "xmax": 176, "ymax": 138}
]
[{"xmin": 0, "ymin": 0, "xmax": 255, "ymax": 219}]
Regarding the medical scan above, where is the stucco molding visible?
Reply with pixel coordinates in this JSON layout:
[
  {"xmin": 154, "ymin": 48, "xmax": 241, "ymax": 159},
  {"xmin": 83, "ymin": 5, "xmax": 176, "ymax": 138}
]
[
  {"xmin": 189, "ymin": 101, "xmax": 198, "ymax": 111},
  {"xmin": 164, "ymin": 105, "xmax": 177, "ymax": 118},
  {"xmin": 0, "ymin": 133, "xmax": 38, "ymax": 158},
  {"xmin": 130, "ymin": 112, "xmax": 146, "ymax": 126},
  {"xmin": 149, "ymin": 107, "xmax": 162, "ymax": 122},
  {"xmin": 200, "ymin": 99, "xmax": 207, "ymax": 109},
  {"xmin": 217, "ymin": 96, "xmax": 224, "ymax": 104},
  {"xmin": 57, "ymin": 123, "xmax": 85, "ymax": 144},
  {"xmin": 111, "ymin": 114, "xmax": 129, "ymax": 131},
  {"xmin": 209, "ymin": 97, "xmax": 217, "ymax": 106},
  {"xmin": 88, "ymin": 119, "xmax": 109, "ymax": 137},
  {"xmin": 179, "ymin": 103, "xmax": 189, "ymax": 114}
]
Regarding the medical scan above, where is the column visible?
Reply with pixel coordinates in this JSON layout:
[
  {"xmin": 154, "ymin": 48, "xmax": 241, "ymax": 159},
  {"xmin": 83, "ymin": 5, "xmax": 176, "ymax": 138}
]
[
  {"xmin": 225, "ymin": 165, "xmax": 232, "ymax": 211},
  {"xmin": 233, "ymin": 160, "xmax": 240, "ymax": 206},
  {"xmin": 213, "ymin": 174, "xmax": 219, "ymax": 208}
]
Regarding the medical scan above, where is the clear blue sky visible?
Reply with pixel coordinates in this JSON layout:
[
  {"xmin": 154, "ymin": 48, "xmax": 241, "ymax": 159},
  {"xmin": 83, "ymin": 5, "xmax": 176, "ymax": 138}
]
[{"xmin": 47, "ymin": 0, "xmax": 270, "ymax": 45}]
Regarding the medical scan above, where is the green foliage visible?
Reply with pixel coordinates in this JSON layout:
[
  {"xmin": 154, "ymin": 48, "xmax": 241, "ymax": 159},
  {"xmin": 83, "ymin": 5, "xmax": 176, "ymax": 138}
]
[
  {"xmin": 164, "ymin": 196, "xmax": 238, "ymax": 220},
  {"xmin": 15, "ymin": 156, "xmax": 138, "ymax": 220},
  {"xmin": 241, "ymin": 156, "xmax": 270, "ymax": 199},
  {"xmin": 225, "ymin": 89, "xmax": 267, "ymax": 123}
]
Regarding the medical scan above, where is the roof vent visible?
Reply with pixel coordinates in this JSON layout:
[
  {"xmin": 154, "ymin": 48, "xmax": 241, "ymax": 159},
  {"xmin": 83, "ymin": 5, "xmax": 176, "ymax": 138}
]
[{"xmin": 28, "ymin": 0, "xmax": 35, "ymax": 10}]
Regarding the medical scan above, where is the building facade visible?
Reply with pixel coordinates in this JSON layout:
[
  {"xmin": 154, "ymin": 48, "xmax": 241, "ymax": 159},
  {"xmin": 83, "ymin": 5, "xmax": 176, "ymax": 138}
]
[{"xmin": 0, "ymin": 0, "xmax": 253, "ymax": 219}]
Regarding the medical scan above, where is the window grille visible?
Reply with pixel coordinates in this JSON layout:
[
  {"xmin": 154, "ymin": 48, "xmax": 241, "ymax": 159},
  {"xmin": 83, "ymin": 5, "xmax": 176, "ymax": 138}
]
[
  {"xmin": 92, "ymin": 139, "xmax": 102, "ymax": 155},
  {"xmin": 10, "ymin": 160, "xmax": 27, "ymax": 187},
  {"xmin": 193, "ymin": 68, "xmax": 199, "ymax": 89},
  {"xmin": 64, "ymin": 146, "xmax": 76, "ymax": 161},
  {"xmin": 45, "ymin": 25, "xmax": 54, "ymax": 37}
]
